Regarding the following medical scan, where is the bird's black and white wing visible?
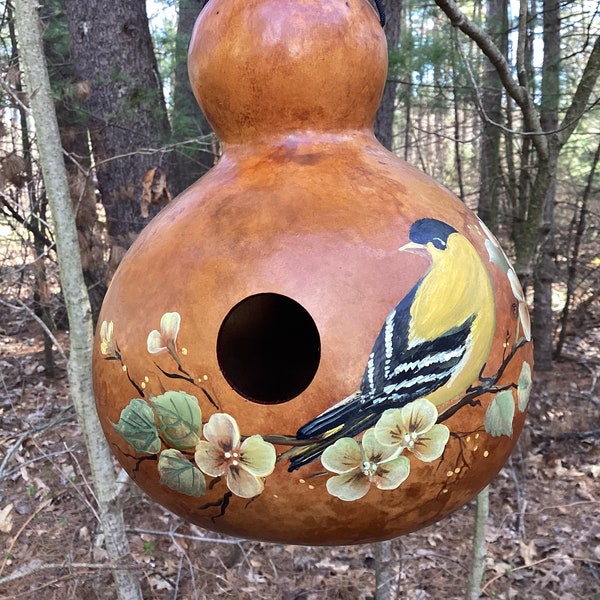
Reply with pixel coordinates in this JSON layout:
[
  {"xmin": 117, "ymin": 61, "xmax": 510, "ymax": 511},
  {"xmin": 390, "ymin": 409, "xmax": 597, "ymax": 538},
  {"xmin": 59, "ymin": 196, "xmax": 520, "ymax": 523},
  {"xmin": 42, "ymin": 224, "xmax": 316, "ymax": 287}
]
[
  {"xmin": 360, "ymin": 286, "xmax": 475, "ymax": 407},
  {"xmin": 296, "ymin": 287, "xmax": 474, "ymax": 441}
]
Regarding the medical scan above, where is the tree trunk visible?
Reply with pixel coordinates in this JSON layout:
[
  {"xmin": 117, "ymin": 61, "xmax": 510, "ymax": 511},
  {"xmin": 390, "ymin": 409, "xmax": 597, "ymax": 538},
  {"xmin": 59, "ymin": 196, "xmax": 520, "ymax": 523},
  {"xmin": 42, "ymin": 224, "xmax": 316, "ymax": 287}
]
[
  {"xmin": 478, "ymin": 0, "xmax": 507, "ymax": 232},
  {"xmin": 14, "ymin": 3, "xmax": 142, "ymax": 598},
  {"xmin": 374, "ymin": 0, "xmax": 402, "ymax": 151},
  {"xmin": 170, "ymin": 0, "xmax": 216, "ymax": 194},
  {"xmin": 556, "ymin": 139, "xmax": 600, "ymax": 357},
  {"xmin": 64, "ymin": 0, "xmax": 172, "ymax": 276},
  {"xmin": 41, "ymin": 0, "xmax": 107, "ymax": 321},
  {"xmin": 374, "ymin": 539, "xmax": 395, "ymax": 600},
  {"xmin": 466, "ymin": 486, "xmax": 490, "ymax": 600},
  {"xmin": 532, "ymin": 0, "xmax": 561, "ymax": 370}
]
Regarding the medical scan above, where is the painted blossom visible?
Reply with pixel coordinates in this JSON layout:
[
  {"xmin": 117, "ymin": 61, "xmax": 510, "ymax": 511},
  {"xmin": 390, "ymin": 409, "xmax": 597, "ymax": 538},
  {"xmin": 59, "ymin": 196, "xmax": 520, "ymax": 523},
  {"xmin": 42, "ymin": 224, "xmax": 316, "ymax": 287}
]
[
  {"xmin": 100, "ymin": 320, "xmax": 119, "ymax": 359},
  {"xmin": 374, "ymin": 398, "xmax": 450, "ymax": 462},
  {"xmin": 194, "ymin": 413, "xmax": 276, "ymax": 498},
  {"xmin": 481, "ymin": 222, "xmax": 531, "ymax": 342},
  {"xmin": 507, "ymin": 269, "xmax": 532, "ymax": 342},
  {"xmin": 321, "ymin": 429, "xmax": 410, "ymax": 502},
  {"xmin": 147, "ymin": 312, "xmax": 181, "ymax": 361}
]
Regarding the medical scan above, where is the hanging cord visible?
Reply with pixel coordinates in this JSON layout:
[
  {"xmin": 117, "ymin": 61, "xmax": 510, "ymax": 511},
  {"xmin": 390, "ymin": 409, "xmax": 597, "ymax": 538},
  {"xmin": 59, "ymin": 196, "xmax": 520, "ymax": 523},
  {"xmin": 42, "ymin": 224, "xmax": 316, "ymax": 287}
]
[{"xmin": 373, "ymin": 0, "xmax": 386, "ymax": 27}]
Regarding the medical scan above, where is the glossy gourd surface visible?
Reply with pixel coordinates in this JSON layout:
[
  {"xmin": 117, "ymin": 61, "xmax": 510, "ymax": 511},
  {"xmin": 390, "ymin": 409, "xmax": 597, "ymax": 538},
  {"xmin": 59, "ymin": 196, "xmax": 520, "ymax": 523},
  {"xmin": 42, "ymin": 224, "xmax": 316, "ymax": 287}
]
[{"xmin": 93, "ymin": 0, "xmax": 533, "ymax": 545}]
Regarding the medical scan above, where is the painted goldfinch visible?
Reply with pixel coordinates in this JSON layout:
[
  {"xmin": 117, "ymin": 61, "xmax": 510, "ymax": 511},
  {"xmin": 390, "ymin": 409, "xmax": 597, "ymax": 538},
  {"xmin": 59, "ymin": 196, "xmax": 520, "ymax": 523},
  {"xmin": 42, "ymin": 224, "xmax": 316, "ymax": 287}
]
[{"xmin": 287, "ymin": 218, "xmax": 496, "ymax": 471}]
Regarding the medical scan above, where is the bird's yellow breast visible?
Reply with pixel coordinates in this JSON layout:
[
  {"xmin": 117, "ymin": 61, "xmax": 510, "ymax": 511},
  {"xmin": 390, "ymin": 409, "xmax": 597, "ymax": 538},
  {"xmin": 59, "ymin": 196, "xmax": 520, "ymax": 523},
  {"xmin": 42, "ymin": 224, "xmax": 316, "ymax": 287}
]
[{"xmin": 409, "ymin": 233, "xmax": 496, "ymax": 407}]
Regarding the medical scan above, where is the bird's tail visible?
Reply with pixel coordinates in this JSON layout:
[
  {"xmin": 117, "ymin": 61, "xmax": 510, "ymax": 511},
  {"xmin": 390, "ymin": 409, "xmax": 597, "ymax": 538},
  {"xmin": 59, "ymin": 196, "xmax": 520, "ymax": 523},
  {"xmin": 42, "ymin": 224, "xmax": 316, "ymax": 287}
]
[
  {"xmin": 284, "ymin": 410, "xmax": 380, "ymax": 472},
  {"xmin": 281, "ymin": 437, "xmax": 339, "ymax": 472},
  {"xmin": 295, "ymin": 390, "xmax": 362, "ymax": 440}
]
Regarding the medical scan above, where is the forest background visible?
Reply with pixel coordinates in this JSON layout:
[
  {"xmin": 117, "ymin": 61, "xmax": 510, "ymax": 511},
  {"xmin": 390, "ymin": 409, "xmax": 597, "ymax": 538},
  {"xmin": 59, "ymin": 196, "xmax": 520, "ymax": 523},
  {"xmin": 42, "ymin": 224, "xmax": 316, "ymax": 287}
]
[{"xmin": 0, "ymin": 0, "xmax": 599, "ymax": 598}]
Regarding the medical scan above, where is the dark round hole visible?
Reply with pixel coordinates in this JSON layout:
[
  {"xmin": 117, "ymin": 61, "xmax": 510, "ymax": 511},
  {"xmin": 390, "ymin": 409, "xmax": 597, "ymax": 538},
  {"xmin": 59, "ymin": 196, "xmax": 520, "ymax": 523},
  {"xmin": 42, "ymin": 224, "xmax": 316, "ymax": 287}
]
[{"xmin": 216, "ymin": 293, "xmax": 321, "ymax": 404}]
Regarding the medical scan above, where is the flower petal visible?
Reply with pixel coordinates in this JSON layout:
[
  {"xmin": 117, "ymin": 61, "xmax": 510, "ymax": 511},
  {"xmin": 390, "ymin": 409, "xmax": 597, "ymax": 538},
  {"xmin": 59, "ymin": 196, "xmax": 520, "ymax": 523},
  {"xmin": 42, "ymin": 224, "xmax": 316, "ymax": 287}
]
[
  {"xmin": 519, "ymin": 302, "xmax": 532, "ymax": 342},
  {"xmin": 507, "ymin": 269, "xmax": 526, "ymax": 303},
  {"xmin": 361, "ymin": 428, "xmax": 401, "ymax": 463},
  {"xmin": 160, "ymin": 312, "xmax": 181, "ymax": 340},
  {"xmin": 484, "ymin": 239, "xmax": 510, "ymax": 273},
  {"xmin": 402, "ymin": 398, "xmax": 438, "ymax": 435},
  {"xmin": 321, "ymin": 437, "xmax": 363, "ymax": 474},
  {"xmin": 239, "ymin": 435, "xmax": 276, "ymax": 477},
  {"xmin": 326, "ymin": 471, "xmax": 371, "ymax": 501},
  {"xmin": 203, "ymin": 413, "xmax": 240, "ymax": 452},
  {"xmin": 411, "ymin": 423, "xmax": 450, "ymax": 462},
  {"xmin": 194, "ymin": 440, "xmax": 227, "ymax": 477},
  {"xmin": 373, "ymin": 408, "xmax": 404, "ymax": 446},
  {"xmin": 101, "ymin": 320, "xmax": 112, "ymax": 341},
  {"xmin": 147, "ymin": 329, "xmax": 165, "ymax": 354},
  {"xmin": 374, "ymin": 455, "xmax": 410, "ymax": 490},
  {"xmin": 226, "ymin": 465, "xmax": 264, "ymax": 498},
  {"xmin": 100, "ymin": 321, "xmax": 115, "ymax": 355}
]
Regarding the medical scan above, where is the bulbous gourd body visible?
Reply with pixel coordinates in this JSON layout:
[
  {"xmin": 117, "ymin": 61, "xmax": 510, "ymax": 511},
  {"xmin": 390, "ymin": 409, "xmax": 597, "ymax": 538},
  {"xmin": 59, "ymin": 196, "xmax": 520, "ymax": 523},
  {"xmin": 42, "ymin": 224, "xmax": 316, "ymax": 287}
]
[{"xmin": 93, "ymin": 0, "xmax": 533, "ymax": 545}]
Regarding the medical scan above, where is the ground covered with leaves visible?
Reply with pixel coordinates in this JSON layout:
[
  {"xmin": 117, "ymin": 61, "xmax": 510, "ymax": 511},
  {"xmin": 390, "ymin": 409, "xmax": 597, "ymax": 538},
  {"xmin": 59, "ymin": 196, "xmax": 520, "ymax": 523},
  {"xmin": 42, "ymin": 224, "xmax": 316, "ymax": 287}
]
[{"xmin": 0, "ymin": 292, "xmax": 599, "ymax": 599}]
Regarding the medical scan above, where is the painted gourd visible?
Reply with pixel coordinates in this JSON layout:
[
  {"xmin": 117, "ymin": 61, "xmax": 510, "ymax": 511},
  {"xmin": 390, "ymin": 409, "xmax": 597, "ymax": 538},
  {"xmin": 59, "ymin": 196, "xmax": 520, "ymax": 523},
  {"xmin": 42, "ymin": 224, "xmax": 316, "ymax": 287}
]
[{"xmin": 92, "ymin": 0, "xmax": 533, "ymax": 545}]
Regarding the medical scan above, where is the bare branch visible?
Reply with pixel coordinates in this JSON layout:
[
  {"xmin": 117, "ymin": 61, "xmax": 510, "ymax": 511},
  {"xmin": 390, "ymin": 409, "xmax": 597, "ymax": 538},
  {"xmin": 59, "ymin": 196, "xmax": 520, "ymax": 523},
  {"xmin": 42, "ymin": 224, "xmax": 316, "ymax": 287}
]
[
  {"xmin": 434, "ymin": 0, "xmax": 549, "ymax": 158},
  {"xmin": 0, "ymin": 297, "xmax": 68, "ymax": 362},
  {"xmin": 125, "ymin": 527, "xmax": 243, "ymax": 544},
  {"xmin": 557, "ymin": 32, "xmax": 600, "ymax": 147},
  {"xmin": 516, "ymin": 0, "xmax": 529, "ymax": 87},
  {"xmin": 0, "ymin": 560, "xmax": 143, "ymax": 588}
]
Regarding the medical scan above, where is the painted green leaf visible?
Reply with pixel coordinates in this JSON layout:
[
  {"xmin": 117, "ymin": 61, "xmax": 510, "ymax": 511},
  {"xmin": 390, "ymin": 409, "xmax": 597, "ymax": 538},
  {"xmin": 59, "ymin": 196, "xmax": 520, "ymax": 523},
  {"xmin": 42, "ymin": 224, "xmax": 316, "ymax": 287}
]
[
  {"xmin": 112, "ymin": 398, "xmax": 161, "ymax": 454},
  {"xmin": 158, "ymin": 449, "xmax": 206, "ymax": 497},
  {"xmin": 517, "ymin": 362, "xmax": 533, "ymax": 412},
  {"xmin": 484, "ymin": 390, "xmax": 515, "ymax": 437},
  {"xmin": 151, "ymin": 391, "xmax": 202, "ymax": 450}
]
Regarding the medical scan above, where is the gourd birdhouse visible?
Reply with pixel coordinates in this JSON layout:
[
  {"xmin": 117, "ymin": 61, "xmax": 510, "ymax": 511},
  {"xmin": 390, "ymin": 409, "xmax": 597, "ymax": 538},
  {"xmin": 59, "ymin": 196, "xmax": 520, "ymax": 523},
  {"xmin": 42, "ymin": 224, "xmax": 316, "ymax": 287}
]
[{"xmin": 93, "ymin": 0, "xmax": 533, "ymax": 545}]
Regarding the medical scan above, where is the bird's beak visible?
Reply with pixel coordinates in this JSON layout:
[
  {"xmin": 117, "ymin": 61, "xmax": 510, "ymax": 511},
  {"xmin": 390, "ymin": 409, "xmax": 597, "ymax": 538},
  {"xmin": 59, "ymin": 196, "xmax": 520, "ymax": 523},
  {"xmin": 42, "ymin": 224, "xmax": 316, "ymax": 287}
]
[{"xmin": 398, "ymin": 241, "xmax": 426, "ymax": 255}]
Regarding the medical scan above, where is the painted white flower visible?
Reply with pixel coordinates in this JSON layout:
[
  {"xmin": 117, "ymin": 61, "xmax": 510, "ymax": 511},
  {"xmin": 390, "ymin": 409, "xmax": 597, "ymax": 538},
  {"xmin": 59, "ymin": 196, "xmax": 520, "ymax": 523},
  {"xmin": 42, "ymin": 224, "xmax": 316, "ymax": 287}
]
[
  {"xmin": 321, "ymin": 429, "xmax": 410, "ymax": 502},
  {"xmin": 147, "ymin": 312, "xmax": 181, "ymax": 359},
  {"xmin": 374, "ymin": 398, "xmax": 450, "ymax": 462},
  {"xmin": 195, "ymin": 413, "xmax": 276, "ymax": 498},
  {"xmin": 481, "ymin": 221, "xmax": 531, "ymax": 342},
  {"xmin": 99, "ymin": 320, "xmax": 120, "ymax": 360}
]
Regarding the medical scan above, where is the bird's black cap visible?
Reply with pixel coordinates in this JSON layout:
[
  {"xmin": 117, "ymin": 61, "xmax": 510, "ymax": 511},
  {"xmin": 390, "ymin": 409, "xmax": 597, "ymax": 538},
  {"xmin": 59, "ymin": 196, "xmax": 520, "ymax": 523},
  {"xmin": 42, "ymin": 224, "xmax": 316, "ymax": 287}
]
[{"xmin": 409, "ymin": 218, "xmax": 458, "ymax": 250}]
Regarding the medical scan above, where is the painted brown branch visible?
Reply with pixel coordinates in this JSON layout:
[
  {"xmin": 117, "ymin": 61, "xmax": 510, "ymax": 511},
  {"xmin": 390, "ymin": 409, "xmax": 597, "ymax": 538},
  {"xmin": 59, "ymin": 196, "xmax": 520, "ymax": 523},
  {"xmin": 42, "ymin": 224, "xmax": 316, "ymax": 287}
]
[
  {"xmin": 200, "ymin": 386, "xmax": 219, "ymax": 410},
  {"xmin": 434, "ymin": 0, "xmax": 548, "ymax": 159},
  {"xmin": 200, "ymin": 491, "xmax": 233, "ymax": 521},
  {"xmin": 155, "ymin": 362, "xmax": 195, "ymax": 385},
  {"xmin": 438, "ymin": 338, "xmax": 528, "ymax": 423}
]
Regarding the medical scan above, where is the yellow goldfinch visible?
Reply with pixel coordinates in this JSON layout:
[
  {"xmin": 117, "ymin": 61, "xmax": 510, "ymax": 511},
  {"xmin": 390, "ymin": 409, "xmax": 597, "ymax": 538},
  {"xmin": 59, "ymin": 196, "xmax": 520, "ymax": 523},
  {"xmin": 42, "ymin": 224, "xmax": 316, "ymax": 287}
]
[{"xmin": 287, "ymin": 218, "xmax": 496, "ymax": 471}]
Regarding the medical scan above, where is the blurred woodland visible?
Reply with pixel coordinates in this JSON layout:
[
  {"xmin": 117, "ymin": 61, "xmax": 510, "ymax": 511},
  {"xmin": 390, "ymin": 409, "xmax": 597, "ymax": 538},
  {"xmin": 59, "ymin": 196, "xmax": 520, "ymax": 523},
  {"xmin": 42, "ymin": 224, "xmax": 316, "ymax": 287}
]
[{"xmin": 0, "ymin": 0, "xmax": 599, "ymax": 598}]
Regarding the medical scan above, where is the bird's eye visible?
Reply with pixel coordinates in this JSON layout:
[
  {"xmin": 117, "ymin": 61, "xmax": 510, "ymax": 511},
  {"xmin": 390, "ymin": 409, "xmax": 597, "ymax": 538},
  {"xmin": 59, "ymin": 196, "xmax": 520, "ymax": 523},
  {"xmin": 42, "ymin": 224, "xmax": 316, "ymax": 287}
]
[{"xmin": 432, "ymin": 236, "xmax": 446, "ymax": 250}]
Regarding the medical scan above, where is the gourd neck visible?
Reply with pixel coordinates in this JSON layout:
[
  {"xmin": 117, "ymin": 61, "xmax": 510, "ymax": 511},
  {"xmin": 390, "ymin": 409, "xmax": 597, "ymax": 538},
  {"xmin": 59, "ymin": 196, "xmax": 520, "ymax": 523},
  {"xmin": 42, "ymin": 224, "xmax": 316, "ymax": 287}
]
[{"xmin": 221, "ymin": 129, "xmax": 378, "ymax": 154}]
